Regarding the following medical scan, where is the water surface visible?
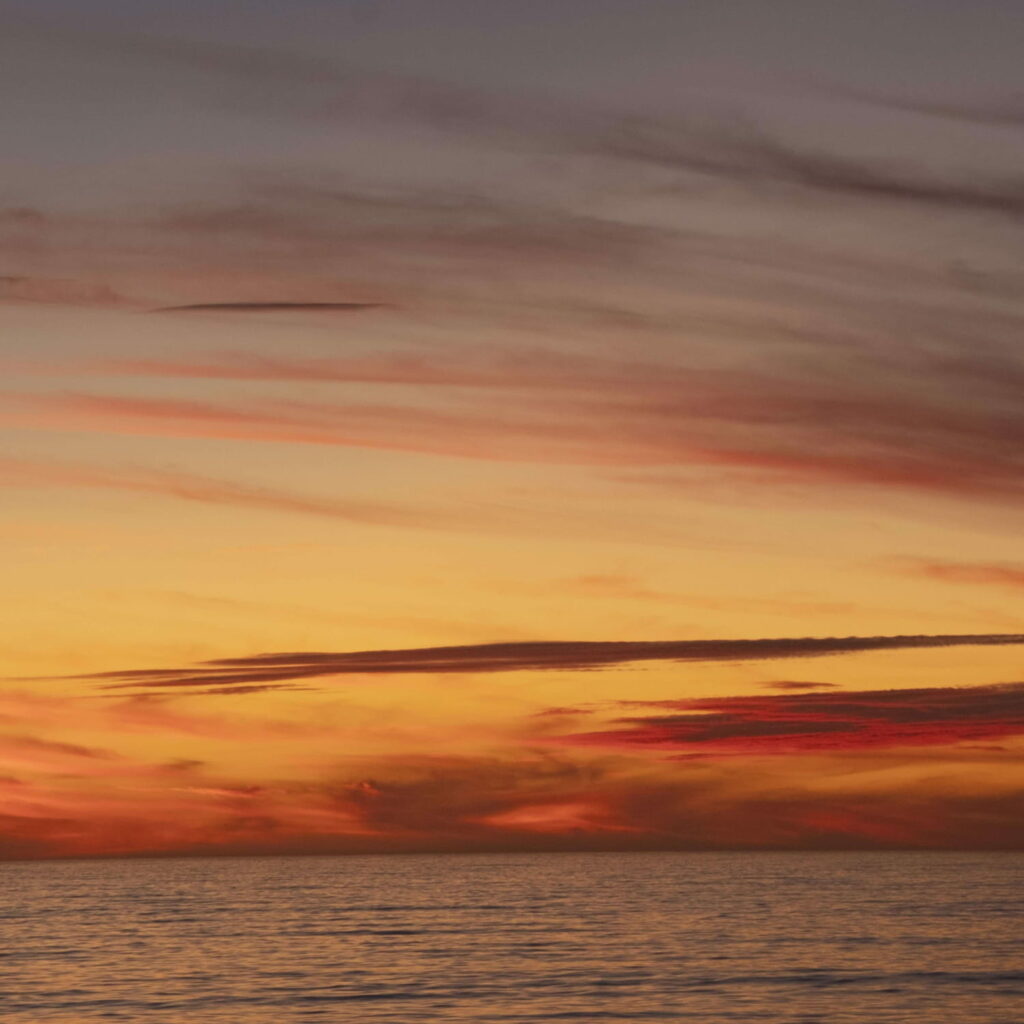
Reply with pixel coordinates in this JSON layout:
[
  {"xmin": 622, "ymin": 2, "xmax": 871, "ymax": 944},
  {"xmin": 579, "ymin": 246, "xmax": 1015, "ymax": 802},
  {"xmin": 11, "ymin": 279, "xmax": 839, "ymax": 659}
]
[{"xmin": 2, "ymin": 851, "xmax": 1021, "ymax": 1022}]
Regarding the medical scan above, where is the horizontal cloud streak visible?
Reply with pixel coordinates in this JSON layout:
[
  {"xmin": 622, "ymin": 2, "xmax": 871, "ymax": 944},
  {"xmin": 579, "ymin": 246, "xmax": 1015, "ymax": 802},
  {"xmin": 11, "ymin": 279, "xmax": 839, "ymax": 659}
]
[
  {"xmin": 0, "ymin": 274, "xmax": 131, "ymax": 308},
  {"xmin": 626, "ymin": 128, "xmax": 1024, "ymax": 217},
  {"xmin": 565, "ymin": 681, "xmax": 1024, "ymax": 755},
  {"xmin": 17, "ymin": 19, "xmax": 1024, "ymax": 218},
  {"xmin": 45, "ymin": 633, "xmax": 1024, "ymax": 692},
  {"xmin": 153, "ymin": 301, "xmax": 387, "ymax": 314},
  {"xmin": 0, "ymin": 456, "xmax": 446, "ymax": 530},
  {"xmin": 10, "ymin": 359, "xmax": 1023, "ymax": 503},
  {"xmin": 900, "ymin": 559, "xmax": 1024, "ymax": 591},
  {"xmin": 761, "ymin": 680, "xmax": 840, "ymax": 691},
  {"xmin": 829, "ymin": 82, "xmax": 1024, "ymax": 129}
]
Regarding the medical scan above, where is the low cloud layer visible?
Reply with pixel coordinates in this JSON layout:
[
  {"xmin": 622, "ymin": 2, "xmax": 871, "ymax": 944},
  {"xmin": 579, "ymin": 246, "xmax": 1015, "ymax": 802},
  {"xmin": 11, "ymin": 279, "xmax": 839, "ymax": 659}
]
[{"xmin": 3, "ymin": 738, "xmax": 1022, "ymax": 860}]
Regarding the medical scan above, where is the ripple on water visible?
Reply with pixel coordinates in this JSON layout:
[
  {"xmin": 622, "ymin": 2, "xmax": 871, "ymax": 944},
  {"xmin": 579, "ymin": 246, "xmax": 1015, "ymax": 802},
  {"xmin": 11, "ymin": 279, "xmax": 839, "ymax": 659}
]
[{"xmin": 1, "ymin": 851, "xmax": 1022, "ymax": 1024}]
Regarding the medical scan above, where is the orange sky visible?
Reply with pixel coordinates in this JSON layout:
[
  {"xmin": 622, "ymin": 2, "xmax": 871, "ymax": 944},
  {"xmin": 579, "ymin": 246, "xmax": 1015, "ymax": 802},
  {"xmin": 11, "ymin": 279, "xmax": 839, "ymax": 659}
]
[{"xmin": 2, "ymin": 6, "xmax": 1023, "ymax": 859}]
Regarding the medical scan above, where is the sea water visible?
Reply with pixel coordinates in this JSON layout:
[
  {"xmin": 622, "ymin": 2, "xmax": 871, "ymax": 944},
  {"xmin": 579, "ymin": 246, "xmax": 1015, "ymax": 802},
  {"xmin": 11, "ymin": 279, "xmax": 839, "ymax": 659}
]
[{"xmin": 2, "ymin": 851, "xmax": 1021, "ymax": 1023}]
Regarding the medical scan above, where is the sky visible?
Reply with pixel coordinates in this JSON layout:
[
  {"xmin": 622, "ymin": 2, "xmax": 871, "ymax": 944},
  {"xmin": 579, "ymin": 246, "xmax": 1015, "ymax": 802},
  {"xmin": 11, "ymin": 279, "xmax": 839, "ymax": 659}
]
[{"xmin": 1, "ymin": 0, "xmax": 1023, "ymax": 859}]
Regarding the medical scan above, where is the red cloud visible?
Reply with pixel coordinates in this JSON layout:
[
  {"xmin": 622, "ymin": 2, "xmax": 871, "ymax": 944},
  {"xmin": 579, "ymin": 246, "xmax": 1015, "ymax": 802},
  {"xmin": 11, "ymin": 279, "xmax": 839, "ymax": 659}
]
[
  {"xmin": 564, "ymin": 682, "xmax": 1024, "ymax": 755},
  {"xmin": 6, "ymin": 333, "xmax": 1023, "ymax": 503},
  {"xmin": 2, "ymin": 740, "xmax": 1023, "ymax": 860}
]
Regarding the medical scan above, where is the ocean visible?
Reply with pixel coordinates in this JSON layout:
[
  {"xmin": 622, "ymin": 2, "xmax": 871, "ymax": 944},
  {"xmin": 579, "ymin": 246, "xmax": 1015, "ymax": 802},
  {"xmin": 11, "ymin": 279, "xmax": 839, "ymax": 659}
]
[{"xmin": 2, "ymin": 851, "xmax": 1021, "ymax": 1023}]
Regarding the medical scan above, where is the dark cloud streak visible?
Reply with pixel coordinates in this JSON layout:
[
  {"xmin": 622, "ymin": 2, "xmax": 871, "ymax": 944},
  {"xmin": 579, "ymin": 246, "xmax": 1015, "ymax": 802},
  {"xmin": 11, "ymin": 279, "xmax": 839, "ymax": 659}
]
[
  {"xmin": 153, "ymin": 302, "xmax": 387, "ymax": 314},
  {"xmin": 46, "ymin": 632, "xmax": 1024, "ymax": 692}
]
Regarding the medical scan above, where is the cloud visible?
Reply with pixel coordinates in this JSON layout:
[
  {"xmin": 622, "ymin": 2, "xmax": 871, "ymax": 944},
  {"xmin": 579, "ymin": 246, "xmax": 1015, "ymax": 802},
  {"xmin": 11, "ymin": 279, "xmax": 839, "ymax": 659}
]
[
  {"xmin": 5, "ymin": 739, "xmax": 1024, "ymax": 859},
  {"xmin": 162, "ymin": 28, "xmax": 1024, "ymax": 219},
  {"xmin": 551, "ymin": 574, "xmax": 859, "ymax": 618},
  {"xmin": 564, "ymin": 681, "xmax": 1024, "ymax": 755},
  {"xmin": 0, "ymin": 273, "xmax": 132, "ymax": 308},
  {"xmin": 4, "ymin": 68, "xmax": 1022, "ymax": 510},
  {"xmin": 636, "ymin": 128, "xmax": 1024, "ymax": 217},
  {"xmin": 153, "ymin": 301, "xmax": 387, "ymax": 314},
  {"xmin": 0, "ymin": 689, "xmax": 329, "ymax": 744},
  {"xmin": 42, "ymin": 632, "xmax": 1024, "ymax": 693},
  {"xmin": 826, "ymin": 81, "xmax": 1024, "ymax": 129},
  {"xmin": 0, "ymin": 765, "xmax": 372, "ymax": 861},
  {"xmin": 12, "ymin": 283, "xmax": 1023, "ymax": 506},
  {"xmin": 761, "ymin": 680, "xmax": 840, "ymax": 691},
  {"xmin": 9, "ymin": 368, "xmax": 1024, "ymax": 504},
  {"xmin": 0, "ymin": 733, "xmax": 122, "ymax": 778},
  {"xmin": 151, "ymin": 180, "xmax": 673, "ymax": 282},
  {"xmin": 0, "ymin": 454, "xmax": 662, "ymax": 546},
  {"xmin": 0, "ymin": 179, "xmax": 682, "ymax": 318},
  {"xmin": 183, "ymin": 684, "xmax": 313, "ymax": 697},
  {"xmin": 16, "ymin": 16, "xmax": 1024, "ymax": 218},
  {"xmin": 82, "ymin": 344, "xmax": 655, "ymax": 390},
  {"xmin": 898, "ymin": 559, "xmax": 1024, "ymax": 591},
  {"xmin": 4, "ymin": 734, "xmax": 113, "ymax": 761},
  {"xmin": 0, "ymin": 750, "xmax": 643, "ymax": 859},
  {"xmin": 339, "ymin": 749, "xmax": 1024, "ymax": 852},
  {"xmin": 0, "ymin": 456, "xmax": 449, "ymax": 530},
  {"xmin": 4, "ymin": 673, "xmax": 1024, "ymax": 858}
]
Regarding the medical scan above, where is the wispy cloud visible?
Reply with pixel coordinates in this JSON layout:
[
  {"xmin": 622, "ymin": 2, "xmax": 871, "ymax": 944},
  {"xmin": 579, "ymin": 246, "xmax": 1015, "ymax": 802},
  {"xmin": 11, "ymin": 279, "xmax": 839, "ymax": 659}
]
[
  {"xmin": 153, "ymin": 301, "xmax": 387, "ymax": 314},
  {"xmin": 826, "ymin": 81, "xmax": 1024, "ymax": 130},
  {"xmin": 0, "ymin": 689, "xmax": 329, "ymax": 747},
  {"xmin": 0, "ymin": 273, "xmax": 132, "ymax": 308},
  {"xmin": 4, "ymin": 68, "xmax": 1022, "ymax": 516},
  {"xmin": 44, "ymin": 633, "xmax": 1024, "ymax": 693},
  {"xmin": 0, "ymin": 456, "xmax": 447, "ymax": 530},
  {"xmin": 622, "ymin": 127, "xmax": 1024, "ymax": 217},
  {"xmin": 565, "ymin": 681, "xmax": 1024, "ymax": 755},
  {"xmin": 78, "ymin": 344, "xmax": 657, "ymax": 390},
  {"xmin": 897, "ymin": 559, "xmax": 1024, "ymax": 591},
  {"xmin": 552, "ymin": 574, "xmax": 859, "ymax": 618},
  {"xmin": 761, "ymin": 680, "xmax": 840, "ymax": 691},
  {"xmin": 10, "ymin": 348, "xmax": 1023, "ymax": 504},
  {"xmin": 15, "ymin": 17, "xmax": 1024, "ymax": 217}
]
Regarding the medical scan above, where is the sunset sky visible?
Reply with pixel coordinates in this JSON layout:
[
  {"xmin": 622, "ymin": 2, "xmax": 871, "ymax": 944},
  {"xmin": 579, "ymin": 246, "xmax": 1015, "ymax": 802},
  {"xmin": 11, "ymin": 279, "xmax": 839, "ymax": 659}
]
[{"xmin": 2, "ymin": 0, "xmax": 1023, "ymax": 860}]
